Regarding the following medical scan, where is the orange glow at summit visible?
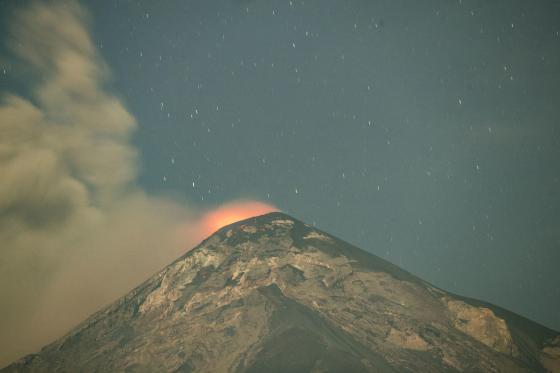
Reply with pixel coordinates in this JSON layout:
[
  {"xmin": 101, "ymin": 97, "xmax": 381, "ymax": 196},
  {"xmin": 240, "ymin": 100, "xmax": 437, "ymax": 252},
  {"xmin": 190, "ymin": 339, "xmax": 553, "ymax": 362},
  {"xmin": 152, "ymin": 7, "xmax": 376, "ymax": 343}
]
[{"xmin": 199, "ymin": 201, "xmax": 278, "ymax": 237}]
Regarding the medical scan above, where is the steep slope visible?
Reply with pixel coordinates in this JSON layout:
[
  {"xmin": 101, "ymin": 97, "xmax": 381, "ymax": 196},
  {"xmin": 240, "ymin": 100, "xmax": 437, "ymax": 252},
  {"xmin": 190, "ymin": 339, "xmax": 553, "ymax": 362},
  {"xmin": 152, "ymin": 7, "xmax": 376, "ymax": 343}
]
[{"xmin": 4, "ymin": 212, "xmax": 559, "ymax": 372}]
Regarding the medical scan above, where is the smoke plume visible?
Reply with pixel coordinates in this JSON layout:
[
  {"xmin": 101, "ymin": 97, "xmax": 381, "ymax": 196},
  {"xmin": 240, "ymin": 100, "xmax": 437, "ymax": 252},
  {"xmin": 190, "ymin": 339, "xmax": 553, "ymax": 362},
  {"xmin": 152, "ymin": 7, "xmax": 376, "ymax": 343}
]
[{"xmin": 0, "ymin": 1, "xmax": 275, "ymax": 366}]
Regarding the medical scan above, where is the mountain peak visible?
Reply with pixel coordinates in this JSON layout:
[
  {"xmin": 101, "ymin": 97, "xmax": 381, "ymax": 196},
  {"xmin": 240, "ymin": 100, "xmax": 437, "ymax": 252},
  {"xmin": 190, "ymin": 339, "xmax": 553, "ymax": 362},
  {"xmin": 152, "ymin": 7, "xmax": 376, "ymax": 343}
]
[
  {"xmin": 4, "ymin": 214, "xmax": 559, "ymax": 372},
  {"xmin": 214, "ymin": 210, "xmax": 298, "ymax": 231}
]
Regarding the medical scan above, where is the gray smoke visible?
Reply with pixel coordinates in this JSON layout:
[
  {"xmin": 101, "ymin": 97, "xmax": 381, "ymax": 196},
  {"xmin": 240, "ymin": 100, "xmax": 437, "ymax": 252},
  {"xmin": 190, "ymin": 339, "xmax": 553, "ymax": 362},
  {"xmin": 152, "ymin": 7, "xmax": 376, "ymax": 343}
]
[{"xmin": 0, "ymin": 1, "xmax": 201, "ymax": 366}]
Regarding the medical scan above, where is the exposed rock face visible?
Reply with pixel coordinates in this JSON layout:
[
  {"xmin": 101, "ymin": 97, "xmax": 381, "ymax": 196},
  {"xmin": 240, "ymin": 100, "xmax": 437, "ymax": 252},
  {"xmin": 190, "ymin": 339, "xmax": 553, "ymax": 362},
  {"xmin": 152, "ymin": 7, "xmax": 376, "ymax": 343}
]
[
  {"xmin": 446, "ymin": 299, "xmax": 518, "ymax": 356},
  {"xmin": 542, "ymin": 336, "xmax": 560, "ymax": 373},
  {"xmin": 3, "ymin": 212, "xmax": 559, "ymax": 372}
]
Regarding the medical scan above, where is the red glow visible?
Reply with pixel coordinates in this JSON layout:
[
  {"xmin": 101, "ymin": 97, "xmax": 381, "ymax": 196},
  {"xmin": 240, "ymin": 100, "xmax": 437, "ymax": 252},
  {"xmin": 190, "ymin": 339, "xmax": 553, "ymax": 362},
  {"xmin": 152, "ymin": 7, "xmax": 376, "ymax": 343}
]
[{"xmin": 199, "ymin": 201, "xmax": 277, "ymax": 237}]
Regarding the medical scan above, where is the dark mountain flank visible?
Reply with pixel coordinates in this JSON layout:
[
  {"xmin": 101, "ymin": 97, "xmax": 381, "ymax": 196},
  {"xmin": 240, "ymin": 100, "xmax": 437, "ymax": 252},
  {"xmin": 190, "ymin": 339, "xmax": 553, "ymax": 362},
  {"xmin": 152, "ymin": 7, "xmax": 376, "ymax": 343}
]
[{"xmin": 4, "ymin": 212, "xmax": 559, "ymax": 372}]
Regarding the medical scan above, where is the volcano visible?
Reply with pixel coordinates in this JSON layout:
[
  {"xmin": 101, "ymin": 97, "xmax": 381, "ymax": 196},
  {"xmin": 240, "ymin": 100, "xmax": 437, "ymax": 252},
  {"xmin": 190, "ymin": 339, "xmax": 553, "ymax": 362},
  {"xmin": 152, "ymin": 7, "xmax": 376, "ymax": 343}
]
[{"xmin": 4, "ymin": 212, "xmax": 559, "ymax": 372}]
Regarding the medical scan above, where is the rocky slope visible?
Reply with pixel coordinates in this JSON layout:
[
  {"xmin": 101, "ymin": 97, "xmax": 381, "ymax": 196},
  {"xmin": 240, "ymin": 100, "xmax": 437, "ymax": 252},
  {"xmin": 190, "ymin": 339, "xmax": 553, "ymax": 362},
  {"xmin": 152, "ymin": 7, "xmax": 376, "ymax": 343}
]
[{"xmin": 4, "ymin": 212, "xmax": 559, "ymax": 372}]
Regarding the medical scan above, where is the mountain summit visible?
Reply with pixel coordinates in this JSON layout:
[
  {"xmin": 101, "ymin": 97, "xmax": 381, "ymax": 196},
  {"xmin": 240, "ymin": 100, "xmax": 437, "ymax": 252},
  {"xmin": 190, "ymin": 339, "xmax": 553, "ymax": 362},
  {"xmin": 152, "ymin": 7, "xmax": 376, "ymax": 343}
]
[{"xmin": 4, "ymin": 212, "xmax": 559, "ymax": 372}]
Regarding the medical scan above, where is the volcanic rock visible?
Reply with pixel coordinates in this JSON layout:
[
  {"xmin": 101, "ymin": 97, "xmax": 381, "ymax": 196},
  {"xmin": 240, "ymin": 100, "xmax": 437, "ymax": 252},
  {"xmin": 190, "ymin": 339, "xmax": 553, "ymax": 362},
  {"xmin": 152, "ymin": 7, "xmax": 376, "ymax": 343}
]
[{"xmin": 3, "ymin": 212, "xmax": 559, "ymax": 372}]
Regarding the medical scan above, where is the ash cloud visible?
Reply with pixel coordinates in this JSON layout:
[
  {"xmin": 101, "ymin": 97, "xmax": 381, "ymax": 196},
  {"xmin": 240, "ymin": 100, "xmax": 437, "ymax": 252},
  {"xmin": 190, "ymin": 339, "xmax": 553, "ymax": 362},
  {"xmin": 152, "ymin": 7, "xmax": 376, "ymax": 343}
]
[{"xmin": 0, "ymin": 1, "xmax": 198, "ymax": 366}]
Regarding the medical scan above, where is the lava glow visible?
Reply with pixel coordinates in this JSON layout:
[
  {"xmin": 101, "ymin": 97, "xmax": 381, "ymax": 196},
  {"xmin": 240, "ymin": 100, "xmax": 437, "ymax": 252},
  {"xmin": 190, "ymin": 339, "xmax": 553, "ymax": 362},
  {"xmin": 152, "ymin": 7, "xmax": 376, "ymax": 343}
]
[{"xmin": 199, "ymin": 201, "xmax": 278, "ymax": 237}]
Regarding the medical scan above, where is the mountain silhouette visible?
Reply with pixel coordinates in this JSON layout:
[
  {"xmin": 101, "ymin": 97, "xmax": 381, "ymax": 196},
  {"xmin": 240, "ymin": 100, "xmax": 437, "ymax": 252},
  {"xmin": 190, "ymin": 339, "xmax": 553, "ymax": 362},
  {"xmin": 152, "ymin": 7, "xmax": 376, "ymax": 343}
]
[{"xmin": 4, "ymin": 212, "xmax": 559, "ymax": 372}]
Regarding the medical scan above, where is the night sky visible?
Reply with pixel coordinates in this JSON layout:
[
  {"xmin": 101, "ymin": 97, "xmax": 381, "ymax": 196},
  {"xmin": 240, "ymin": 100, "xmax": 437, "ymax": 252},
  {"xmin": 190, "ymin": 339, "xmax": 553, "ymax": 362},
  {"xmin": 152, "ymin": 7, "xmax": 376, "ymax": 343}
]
[
  {"xmin": 91, "ymin": 0, "xmax": 560, "ymax": 328},
  {"xmin": 1, "ymin": 0, "xmax": 559, "ymax": 362}
]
